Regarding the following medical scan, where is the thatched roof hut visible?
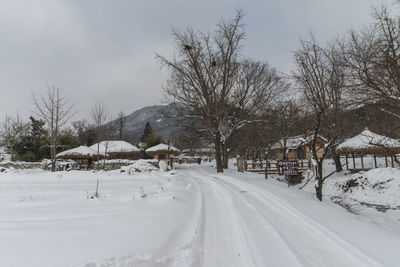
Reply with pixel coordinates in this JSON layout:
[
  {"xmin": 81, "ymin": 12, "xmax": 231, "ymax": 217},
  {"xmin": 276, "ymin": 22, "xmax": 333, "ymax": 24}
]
[
  {"xmin": 337, "ymin": 129, "xmax": 400, "ymax": 171},
  {"xmin": 337, "ymin": 129, "xmax": 400, "ymax": 155},
  {"xmin": 145, "ymin": 143, "xmax": 180, "ymax": 158},
  {"xmin": 56, "ymin": 146, "xmax": 105, "ymax": 160},
  {"xmin": 90, "ymin": 141, "xmax": 140, "ymax": 159},
  {"xmin": 145, "ymin": 143, "xmax": 180, "ymax": 168}
]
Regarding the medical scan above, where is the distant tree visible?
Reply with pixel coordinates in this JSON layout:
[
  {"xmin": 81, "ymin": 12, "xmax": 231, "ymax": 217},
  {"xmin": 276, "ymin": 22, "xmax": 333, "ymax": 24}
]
[
  {"xmin": 56, "ymin": 130, "xmax": 80, "ymax": 154},
  {"xmin": 72, "ymin": 120, "xmax": 96, "ymax": 146},
  {"xmin": 144, "ymin": 132, "xmax": 164, "ymax": 149},
  {"xmin": 90, "ymin": 99, "xmax": 108, "ymax": 160},
  {"xmin": 115, "ymin": 111, "xmax": 127, "ymax": 140},
  {"xmin": 272, "ymin": 100, "xmax": 306, "ymax": 160},
  {"xmin": 0, "ymin": 114, "xmax": 29, "ymax": 160},
  {"xmin": 32, "ymin": 86, "xmax": 76, "ymax": 171},
  {"xmin": 175, "ymin": 123, "xmax": 205, "ymax": 154},
  {"xmin": 14, "ymin": 116, "xmax": 48, "ymax": 161},
  {"xmin": 140, "ymin": 122, "xmax": 153, "ymax": 143}
]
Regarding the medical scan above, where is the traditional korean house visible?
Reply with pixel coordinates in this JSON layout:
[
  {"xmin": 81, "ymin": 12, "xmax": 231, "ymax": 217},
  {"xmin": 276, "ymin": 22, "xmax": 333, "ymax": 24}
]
[
  {"xmin": 270, "ymin": 133, "xmax": 328, "ymax": 160},
  {"xmin": 90, "ymin": 141, "xmax": 140, "ymax": 160},
  {"xmin": 336, "ymin": 129, "xmax": 400, "ymax": 171},
  {"xmin": 56, "ymin": 146, "xmax": 105, "ymax": 169},
  {"xmin": 145, "ymin": 143, "xmax": 180, "ymax": 167}
]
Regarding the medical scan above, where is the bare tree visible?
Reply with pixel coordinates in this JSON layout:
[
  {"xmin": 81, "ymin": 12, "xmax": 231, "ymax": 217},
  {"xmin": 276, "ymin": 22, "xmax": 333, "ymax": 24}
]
[
  {"xmin": 32, "ymin": 86, "xmax": 75, "ymax": 171},
  {"xmin": 90, "ymin": 99, "xmax": 108, "ymax": 161},
  {"xmin": 219, "ymin": 60, "xmax": 288, "ymax": 167},
  {"xmin": 115, "ymin": 111, "xmax": 127, "ymax": 140},
  {"xmin": 0, "ymin": 114, "xmax": 29, "ymax": 160},
  {"xmin": 345, "ymin": 6, "xmax": 400, "ymax": 119},
  {"xmin": 292, "ymin": 34, "xmax": 347, "ymax": 201},
  {"xmin": 157, "ymin": 10, "xmax": 286, "ymax": 172},
  {"xmin": 272, "ymin": 99, "xmax": 305, "ymax": 160}
]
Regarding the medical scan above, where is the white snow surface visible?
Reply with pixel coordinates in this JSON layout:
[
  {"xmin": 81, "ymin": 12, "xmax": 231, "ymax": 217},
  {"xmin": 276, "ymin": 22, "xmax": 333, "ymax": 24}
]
[
  {"xmin": 90, "ymin": 141, "xmax": 140, "ymax": 154},
  {"xmin": 1, "ymin": 165, "xmax": 399, "ymax": 266},
  {"xmin": 56, "ymin": 146, "xmax": 101, "ymax": 158},
  {"xmin": 121, "ymin": 159, "xmax": 159, "ymax": 173},
  {"xmin": 145, "ymin": 143, "xmax": 180, "ymax": 153},
  {"xmin": 337, "ymin": 129, "xmax": 400, "ymax": 150}
]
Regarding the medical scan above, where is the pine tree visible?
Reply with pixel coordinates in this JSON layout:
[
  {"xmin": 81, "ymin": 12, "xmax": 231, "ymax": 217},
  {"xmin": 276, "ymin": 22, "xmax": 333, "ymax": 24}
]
[
  {"xmin": 14, "ymin": 116, "xmax": 49, "ymax": 161},
  {"xmin": 140, "ymin": 122, "xmax": 153, "ymax": 143}
]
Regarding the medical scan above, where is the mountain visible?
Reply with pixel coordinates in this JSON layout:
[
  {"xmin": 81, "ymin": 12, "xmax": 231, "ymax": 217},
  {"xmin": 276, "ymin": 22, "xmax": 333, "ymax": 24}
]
[{"xmin": 107, "ymin": 103, "xmax": 196, "ymax": 144}]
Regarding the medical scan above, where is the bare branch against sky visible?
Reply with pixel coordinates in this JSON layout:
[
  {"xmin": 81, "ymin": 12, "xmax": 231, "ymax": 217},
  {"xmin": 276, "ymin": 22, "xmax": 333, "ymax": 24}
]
[{"xmin": 0, "ymin": 0, "xmax": 395, "ymax": 120}]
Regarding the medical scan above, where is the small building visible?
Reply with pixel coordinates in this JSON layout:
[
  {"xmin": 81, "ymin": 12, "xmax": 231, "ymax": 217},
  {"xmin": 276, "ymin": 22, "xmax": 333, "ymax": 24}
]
[
  {"xmin": 181, "ymin": 146, "xmax": 214, "ymax": 163},
  {"xmin": 270, "ymin": 134, "xmax": 328, "ymax": 160},
  {"xmin": 56, "ymin": 145, "xmax": 105, "ymax": 169},
  {"xmin": 145, "ymin": 143, "xmax": 180, "ymax": 167},
  {"xmin": 90, "ymin": 141, "xmax": 140, "ymax": 160},
  {"xmin": 337, "ymin": 129, "xmax": 400, "ymax": 171}
]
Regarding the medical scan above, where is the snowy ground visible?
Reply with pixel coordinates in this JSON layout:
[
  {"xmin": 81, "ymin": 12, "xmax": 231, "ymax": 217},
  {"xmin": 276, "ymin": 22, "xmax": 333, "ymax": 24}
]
[
  {"xmin": 278, "ymin": 159, "xmax": 400, "ymax": 235},
  {"xmin": 1, "ymin": 164, "xmax": 400, "ymax": 266}
]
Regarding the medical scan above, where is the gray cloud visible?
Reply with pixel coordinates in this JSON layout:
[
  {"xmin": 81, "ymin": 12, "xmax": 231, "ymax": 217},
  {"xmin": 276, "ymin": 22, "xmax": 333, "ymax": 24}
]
[{"xmin": 0, "ymin": 0, "xmax": 393, "ymax": 123}]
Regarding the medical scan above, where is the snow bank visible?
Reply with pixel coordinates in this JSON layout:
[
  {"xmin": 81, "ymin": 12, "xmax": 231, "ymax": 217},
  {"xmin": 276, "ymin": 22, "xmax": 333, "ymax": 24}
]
[
  {"xmin": 121, "ymin": 159, "xmax": 159, "ymax": 174},
  {"xmin": 333, "ymin": 168, "xmax": 400, "ymax": 207}
]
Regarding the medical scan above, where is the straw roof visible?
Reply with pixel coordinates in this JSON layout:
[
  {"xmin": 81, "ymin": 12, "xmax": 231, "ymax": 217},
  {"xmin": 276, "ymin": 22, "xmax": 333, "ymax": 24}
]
[
  {"xmin": 90, "ymin": 141, "xmax": 140, "ymax": 154},
  {"xmin": 145, "ymin": 143, "xmax": 180, "ymax": 156},
  {"xmin": 56, "ymin": 146, "xmax": 105, "ymax": 159},
  {"xmin": 337, "ymin": 129, "xmax": 400, "ymax": 154}
]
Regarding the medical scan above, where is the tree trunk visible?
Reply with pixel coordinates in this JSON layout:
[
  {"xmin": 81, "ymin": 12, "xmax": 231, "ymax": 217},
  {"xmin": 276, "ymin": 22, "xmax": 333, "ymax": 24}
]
[
  {"xmin": 222, "ymin": 142, "xmax": 229, "ymax": 169},
  {"xmin": 331, "ymin": 149, "xmax": 342, "ymax": 172},
  {"xmin": 215, "ymin": 132, "xmax": 223, "ymax": 173},
  {"xmin": 51, "ymin": 136, "xmax": 56, "ymax": 172},
  {"xmin": 315, "ymin": 160, "xmax": 323, "ymax": 201}
]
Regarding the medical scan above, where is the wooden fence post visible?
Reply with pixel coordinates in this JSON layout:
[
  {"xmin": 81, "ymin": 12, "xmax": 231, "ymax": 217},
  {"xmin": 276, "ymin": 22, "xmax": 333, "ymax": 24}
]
[{"xmin": 361, "ymin": 155, "xmax": 364, "ymax": 169}]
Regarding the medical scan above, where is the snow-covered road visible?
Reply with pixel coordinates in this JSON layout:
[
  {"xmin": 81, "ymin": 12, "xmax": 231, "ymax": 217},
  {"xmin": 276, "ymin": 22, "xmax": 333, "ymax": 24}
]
[
  {"xmin": 1, "ymin": 166, "xmax": 399, "ymax": 266},
  {"xmin": 189, "ymin": 169, "xmax": 387, "ymax": 266}
]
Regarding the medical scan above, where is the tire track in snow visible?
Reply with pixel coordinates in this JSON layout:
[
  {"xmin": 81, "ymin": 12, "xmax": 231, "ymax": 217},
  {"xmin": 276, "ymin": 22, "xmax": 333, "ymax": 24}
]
[
  {"xmin": 190, "ymin": 171, "xmax": 303, "ymax": 267},
  {"xmin": 208, "ymin": 172, "xmax": 383, "ymax": 267},
  {"xmin": 189, "ymin": 172, "xmax": 257, "ymax": 267}
]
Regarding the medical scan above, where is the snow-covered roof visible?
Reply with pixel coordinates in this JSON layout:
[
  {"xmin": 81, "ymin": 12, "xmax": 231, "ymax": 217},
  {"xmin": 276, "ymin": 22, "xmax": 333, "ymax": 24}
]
[
  {"xmin": 145, "ymin": 143, "xmax": 180, "ymax": 154},
  {"xmin": 90, "ymin": 141, "xmax": 140, "ymax": 154},
  {"xmin": 56, "ymin": 146, "xmax": 103, "ymax": 159},
  {"xmin": 337, "ymin": 129, "xmax": 400, "ymax": 153},
  {"xmin": 271, "ymin": 134, "xmax": 328, "ymax": 150}
]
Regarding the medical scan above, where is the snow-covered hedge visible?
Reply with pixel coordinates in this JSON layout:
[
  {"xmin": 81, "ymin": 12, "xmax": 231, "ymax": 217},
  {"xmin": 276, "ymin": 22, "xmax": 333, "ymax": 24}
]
[{"xmin": 93, "ymin": 159, "xmax": 158, "ymax": 171}]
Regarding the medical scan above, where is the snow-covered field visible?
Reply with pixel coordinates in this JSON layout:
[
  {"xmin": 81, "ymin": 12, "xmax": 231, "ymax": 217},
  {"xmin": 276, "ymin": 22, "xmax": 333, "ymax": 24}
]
[
  {"xmin": 283, "ymin": 159, "xmax": 400, "ymax": 234},
  {"xmin": 1, "ymin": 164, "xmax": 400, "ymax": 266}
]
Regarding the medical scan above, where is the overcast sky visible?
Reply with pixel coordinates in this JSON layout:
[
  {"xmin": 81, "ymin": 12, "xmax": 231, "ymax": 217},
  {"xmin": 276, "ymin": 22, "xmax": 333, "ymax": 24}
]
[{"xmin": 0, "ymin": 0, "xmax": 394, "ymax": 123}]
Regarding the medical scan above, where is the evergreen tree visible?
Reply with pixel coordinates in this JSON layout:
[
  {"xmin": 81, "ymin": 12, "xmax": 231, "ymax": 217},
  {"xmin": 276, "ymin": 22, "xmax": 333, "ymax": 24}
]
[
  {"xmin": 145, "ymin": 132, "xmax": 164, "ymax": 148},
  {"xmin": 14, "ymin": 117, "xmax": 49, "ymax": 161},
  {"xmin": 57, "ymin": 130, "xmax": 80, "ymax": 154},
  {"xmin": 140, "ymin": 122, "xmax": 153, "ymax": 143}
]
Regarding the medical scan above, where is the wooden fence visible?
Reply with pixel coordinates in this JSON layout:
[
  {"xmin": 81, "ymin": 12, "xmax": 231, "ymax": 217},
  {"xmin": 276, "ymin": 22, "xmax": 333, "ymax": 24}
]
[{"xmin": 244, "ymin": 159, "xmax": 311, "ymax": 174}]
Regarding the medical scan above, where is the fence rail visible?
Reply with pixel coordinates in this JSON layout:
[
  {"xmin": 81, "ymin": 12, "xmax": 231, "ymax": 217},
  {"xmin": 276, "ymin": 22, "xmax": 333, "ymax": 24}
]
[{"xmin": 243, "ymin": 159, "xmax": 311, "ymax": 174}]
